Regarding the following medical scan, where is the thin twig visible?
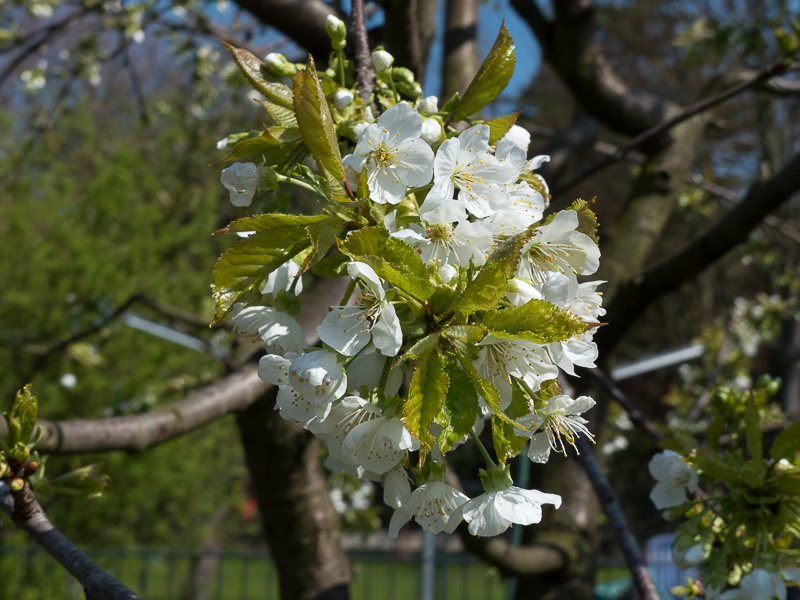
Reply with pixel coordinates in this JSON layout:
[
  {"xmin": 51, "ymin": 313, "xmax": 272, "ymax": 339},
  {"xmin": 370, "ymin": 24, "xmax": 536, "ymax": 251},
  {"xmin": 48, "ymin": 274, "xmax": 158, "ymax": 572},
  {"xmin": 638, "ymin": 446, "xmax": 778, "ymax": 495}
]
[
  {"xmin": 350, "ymin": 0, "xmax": 375, "ymax": 103},
  {"xmin": 575, "ymin": 438, "xmax": 661, "ymax": 600},
  {"xmin": 0, "ymin": 481, "xmax": 141, "ymax": 599},
  {"xmin": 551, "ymin": 61, "xmax": 793, "ymax": 198},
  {"xmin": 586, "ymin": 368, "xmax": 665, "ymax": 443}
]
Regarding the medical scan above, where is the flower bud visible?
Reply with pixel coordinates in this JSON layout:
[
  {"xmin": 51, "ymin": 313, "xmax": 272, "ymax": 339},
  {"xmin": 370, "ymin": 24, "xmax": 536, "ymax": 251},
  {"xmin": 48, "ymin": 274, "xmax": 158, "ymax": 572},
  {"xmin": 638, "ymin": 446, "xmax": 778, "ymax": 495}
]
[
  {"xmin": 263, "ymin": 52, "xmax": 296, "ymax": 77},
  {"xmin": 371, "ymin": 49, "xmax": 394, "ymax": 72},
  {"xmin": 420, "ymin": 118, "xmax": 442, "ymax": 144},
  {"xmin": 0, "ymin": 460, "xmax": 9, "ymax": 479},
  {"xmin": 221, "ymin": 162, "xmax": 259, "ymax": 207},
  {"xmin": 392, "ymin": 67, "xmax": 414, "ymax": 83},
  {"xmin": 26, "ymin": 462, "xmax": 39, "ymax": 475},
  {"xmin": 418, "ymin": 95, "xmax": 439, "ymax": 115},
  {"xmin": 333, "ymin": 89, "xmax": 354, "ymax": 110},
  {"xmin": 10, "ymin": 478, "xmax": 24, "ymax": 492},
  {"xmin": 325, "ymin": 15, "xmax": 347, "ymax": 40}
]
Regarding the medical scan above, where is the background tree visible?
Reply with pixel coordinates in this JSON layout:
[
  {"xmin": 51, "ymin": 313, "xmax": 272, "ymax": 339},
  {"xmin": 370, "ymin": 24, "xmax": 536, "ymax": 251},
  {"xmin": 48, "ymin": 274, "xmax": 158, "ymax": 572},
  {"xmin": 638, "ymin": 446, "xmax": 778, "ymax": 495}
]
[{"xmin": 1, "ymin": 1, "xmax": 799, "ymax": 600}]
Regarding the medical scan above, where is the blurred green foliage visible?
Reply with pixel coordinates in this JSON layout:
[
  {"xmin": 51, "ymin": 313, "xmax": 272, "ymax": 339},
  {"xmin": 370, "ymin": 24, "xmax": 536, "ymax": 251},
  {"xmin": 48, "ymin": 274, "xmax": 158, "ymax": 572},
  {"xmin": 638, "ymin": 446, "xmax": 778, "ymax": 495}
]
[{"xmin": 0, "ymin": 95, "xmax": 263, "ymax": 549}]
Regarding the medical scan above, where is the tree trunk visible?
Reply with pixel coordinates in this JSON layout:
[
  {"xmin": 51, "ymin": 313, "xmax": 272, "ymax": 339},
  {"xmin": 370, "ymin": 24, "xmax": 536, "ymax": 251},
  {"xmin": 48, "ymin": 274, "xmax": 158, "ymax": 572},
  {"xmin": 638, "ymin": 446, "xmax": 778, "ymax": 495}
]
[
  {"xmin": 442, "ymin": 0, "xmax": 479, "ymax": 102},
  {"xmin": 236, "ymin": 388, "xmax": 351, "ymax": 600},
  {"xmin": 383, "ymin": 0, "xmax": 438, "ymax": 84}
]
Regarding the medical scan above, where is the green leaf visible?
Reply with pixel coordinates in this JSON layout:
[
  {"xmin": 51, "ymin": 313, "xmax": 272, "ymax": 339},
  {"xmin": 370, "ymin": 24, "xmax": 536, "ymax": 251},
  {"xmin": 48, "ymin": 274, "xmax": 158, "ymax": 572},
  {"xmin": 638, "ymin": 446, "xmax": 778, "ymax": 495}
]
[
  {"xmin": 568, "ymin": 198, "xmax": 599, "ymax": 244},
  {"xmin": 745, "ymin": 396, "xmax": 763, "ymax": 462},
  {"xmin": 455, "ymin": 350, "xmax": 518, "ymax": 429},
  {"xmin": 693, "ymin": 448, "xmax": 744, "ymax": 484},
  {"xmin": 257, "ymin": 98, "xmax": 298, "ymax": 128},
  {"xmin": 770, "ymin": 421, "xmax": 800, "ymax": 461},
  {"xmin": 485, "ymin": 110, "xmax": 524, "ymax": 144},
  {"xmin": 311, "ymin": 253, "xmax": 350, "ymax": 277},
  {"xmin": 292, "ymin": 57, "xmax": 344, "ymax": 180},
  {"xmin": 41, "ymin": 464, "xmax": 111, "ymax": 499},
  {"xmin": 436, "ymin": 362, "xmax": 480, "ymax": 453},
  {"xmin": 4, "ymin": 385, "xmax": 38, "ymax": 447},
  {"xmin": 404, "ymin": 352, "xmax": 449, "ymax": 455},
  {"xmin": 451, "ymin": 22, "xmax": 515, "ymax": 122},
  {"xmin": 220, "ymin": 136, "xmax": 297, "ymax": 164},
  {"xmin": 263, "ymin": 125, "xmax": 303, "ymax": 144},
  {"xmin": 445, "ymin": 227, "xmax": 533, "ymax": 315},
  {"xmin": 441, "ymin": 324, "xmax": 486, "ymax": 345},
  {"xmin": 223, "ymin": 43, "xmax": 294, "ymax": 109},
  {"xmin": 211, "ymin": 231, "xmax": 311, "ymax": 324},
  {"xmin": 299, "ymin": 216, "xmax": 346, "ymax": 274},
  {"xmin": 483, "ymin": 299, "xmax": 588, "ymax": 344},
  {"xmin": 397, "ymin": 333, "xmax": 440, "ymax": 364},
  {"xmin": 339, "ymin": 226, "xmax": 435, "ymax": 301},
  {"xmin": 439, "ymin": 92, "xmax": 461, "ymax": 114},
  {"xmin": 491, "ymin": 385, "xmax": 531, "ymax": 463},
  {"xmin": 220, "ymin": 213, "xmax": 329, "ymax": 235}
]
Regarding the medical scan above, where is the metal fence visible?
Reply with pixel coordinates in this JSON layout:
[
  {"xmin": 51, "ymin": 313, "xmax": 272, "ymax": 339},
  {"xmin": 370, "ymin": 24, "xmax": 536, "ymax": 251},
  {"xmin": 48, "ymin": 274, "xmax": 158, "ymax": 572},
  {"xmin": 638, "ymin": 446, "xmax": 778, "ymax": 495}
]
[{"xmin": 0, "ymin": 544, "xmax": 647, "ymax": 600}]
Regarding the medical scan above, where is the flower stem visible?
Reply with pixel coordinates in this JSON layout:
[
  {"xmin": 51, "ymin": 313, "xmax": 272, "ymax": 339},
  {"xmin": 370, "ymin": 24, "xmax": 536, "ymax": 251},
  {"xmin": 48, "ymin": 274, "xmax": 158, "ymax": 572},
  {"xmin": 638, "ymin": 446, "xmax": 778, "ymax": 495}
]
[
  {"xmin": 469, "ymin": 429, "xmax": 496, "ymax": 468},
  {"xmin": 336, "ymin": 50, "xmax": 346, "ymax": 87},
  {"xmin": 339, "ymin": 278, "xmax": 357, "ymax": 307},
  {"xmin": 377, "ymin": 357, "xmax": 393, "ymax": 391}
]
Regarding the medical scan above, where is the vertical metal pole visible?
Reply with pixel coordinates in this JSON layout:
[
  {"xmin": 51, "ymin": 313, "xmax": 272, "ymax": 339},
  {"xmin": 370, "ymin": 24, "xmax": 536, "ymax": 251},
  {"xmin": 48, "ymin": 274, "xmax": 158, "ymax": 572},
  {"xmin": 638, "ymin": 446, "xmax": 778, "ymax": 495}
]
[
  {"xmin": 420, "ymin": 531, "xmax": 436, "ymax": 600},
  {"xmin": 505, "ymin": 454, "xmax": 530, "ymax": 600}
]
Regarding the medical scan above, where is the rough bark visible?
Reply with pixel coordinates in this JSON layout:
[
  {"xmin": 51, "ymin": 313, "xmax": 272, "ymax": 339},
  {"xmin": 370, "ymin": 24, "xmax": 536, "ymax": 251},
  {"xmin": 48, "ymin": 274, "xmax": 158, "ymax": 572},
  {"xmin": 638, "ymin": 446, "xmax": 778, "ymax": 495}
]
[
  {"xmin": 383, "ymin": 0, "xmax": 438, "ymax": 83},
  {"xmin": 230, "ymin": 0, "xmax": 335, "ymax": 58},
  {"xmin": 1, "ymin": 481, "xmax": 141, "ymax": 600},
  {"xmin": 511, "ymin": 0, "xmax": 679, "ymax": 136},
  {"xmin": 236, "ymin": 388, "xmax": 351, "ymax": 600},
  {"xmin": 2, "ymin": 367, "xmax": 269, "ymax": 454},
  {"xmin": 598, "ymin": 150, "xmax": 800, "ymax": 352},
  {"xmin": 595, "ymin": 115, "xmax": 711, "ymax": 302},
  {"xmin": 442, "ymin": 0, "xmax": 480, "ymax": 102}
]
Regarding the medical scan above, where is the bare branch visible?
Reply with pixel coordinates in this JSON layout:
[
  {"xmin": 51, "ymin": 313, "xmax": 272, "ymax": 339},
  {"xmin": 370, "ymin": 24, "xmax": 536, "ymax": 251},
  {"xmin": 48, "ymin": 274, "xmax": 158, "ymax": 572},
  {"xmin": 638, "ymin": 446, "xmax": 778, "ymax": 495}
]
[
  {"xmin": 351, "ymin": 0, "xmax": 375, "ymax": 102},
  {"xmin": 585, "ymin": 368, "xmax": 665, "ymax": 443},
  {"xmin": 598, "ymin": 150, "xmax": 800, "ymax": 352},
  {"xmin": 575, "ymin": 438, "xmax": 661, "ymax": 600},
  {"xmin": 0, "ymin": 367, "xmax": 269, "ymax": 454},
  {"xmin": 231, "ymin": 0, "xmax": 335, "ymax": 58},
  {"xmin": 552, "ymin": 61, "xmax": 792, "ymax": 198},
  {"xmin": 728, "ymin": 68, "xmax": 800, "ymax": 96},
  {"xmin": 511, "ymin": 0, "xmax": 677, "ymax": 136},
  {"xmin": 1, "ymin": 480, "xmax": 140, "ymax": 600}
]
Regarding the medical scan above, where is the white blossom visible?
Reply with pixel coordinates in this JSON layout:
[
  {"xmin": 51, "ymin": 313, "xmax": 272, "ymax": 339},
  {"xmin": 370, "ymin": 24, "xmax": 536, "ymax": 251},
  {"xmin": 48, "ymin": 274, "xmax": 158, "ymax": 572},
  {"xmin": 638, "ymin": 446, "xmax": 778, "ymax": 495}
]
[
  {"xmin": 261, "ymin": 259, "xmax": 303, "ymax": 296},
  {"xmin": 418, "ymin": 95, "xmax": 439, "ymax": 115},
  {"xmin": 352, "ymin": 103, "xmax": 434, "ymax": 205},
  {"xmin": 501, "ymin": 125, "xmax": 531, "ymax": 152},
  {"xmin": 445, "ymin": 485, "xmax": 561, "ymax": 537},
  {"xmin": 220, "ymin": 162, "xmax": 258, "ymax": 207},
  {"xmin": 231, "ymin": 304, "xmax": 305, "ymax": 356},
  {"xmin": 420, "ymin": 118, "xmax": 442, "ymax": 144},
  {"xmin": 648, "ymin": 450, "xmax": 698, "ymax": 509},
  {"xmin": 371, "ymin": 49, "xmax": 394, "ymax": 71},
  {"xmin": 474, "ymin": 334, "xmax": 558, "ymax": 410},
  {"xmin": 333, "ymin": 89, "xmax": 354, "ymax": 110},
  {"xmin": 422, "ymin": 124, "xmax": 516, "ymax": 218},
  {"xmin": 317, "ymin": 262, "xmax": 402, "ymax": 357},
  {"xmin": 518, "ymin": 210, "xmax": 600, "ymax": 286},
  {"xmin": 389, "ymin": 482, "xmax": 468, "ymax": 537},
  {"xmin": 526, "ymin": 395, "xmax": 595, "ymax": 463},
  {"xmin": 672, "ymin": 543, "xmax": 707, "ymax": 570}
]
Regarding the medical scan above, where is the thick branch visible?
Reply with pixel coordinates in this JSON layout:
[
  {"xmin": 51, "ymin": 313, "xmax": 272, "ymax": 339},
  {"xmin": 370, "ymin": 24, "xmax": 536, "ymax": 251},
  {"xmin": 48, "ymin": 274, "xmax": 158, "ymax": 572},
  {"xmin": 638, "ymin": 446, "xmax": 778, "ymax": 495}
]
[
  {"xmin": 511, "ymin": 0, "xmax": 677, "ymax": 136},
  {"xmin": 598, "ymin": 150, "xmax": 800, "ymax": 352},
  {"xmin": 575, "ymin": 439, "xmax": 661, "ymax": 600},
  {"xmin": 351, "ymin": 0, "xmax": 375, "ymax": 102},
  {"xmin": 552, "ymin": 61, "xmax": 790, "ymax": 198},
  {"xmin": 0, "ymin": 367, "xmax": 269, "ymax": 454},
  {"xmin": 1, "ymin": 481, "xmax": 140, "ymax": 600},
  {"xmin": 230, "ymin": 0, "xmax": 335, "ymax": 58},
  {"xmin": 442, "ymin": 0, "xmax": 480, "ymax": 102}
]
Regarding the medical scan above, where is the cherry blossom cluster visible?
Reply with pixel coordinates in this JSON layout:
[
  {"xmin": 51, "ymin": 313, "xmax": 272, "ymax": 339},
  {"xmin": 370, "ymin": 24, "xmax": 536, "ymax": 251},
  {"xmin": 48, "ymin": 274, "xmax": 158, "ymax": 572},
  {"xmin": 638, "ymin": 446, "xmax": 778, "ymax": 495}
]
[{"xmin": 214, "ymin": 18, "xmax": 605, "ymax": 537}]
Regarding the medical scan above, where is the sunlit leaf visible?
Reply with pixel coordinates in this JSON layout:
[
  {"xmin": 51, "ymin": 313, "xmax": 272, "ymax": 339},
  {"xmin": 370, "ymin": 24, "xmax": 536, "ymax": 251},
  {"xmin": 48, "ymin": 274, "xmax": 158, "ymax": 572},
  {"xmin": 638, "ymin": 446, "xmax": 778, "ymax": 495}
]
[{"xmin": 436, "ymin": 362, "xmax": 480, "ymax": 453}]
